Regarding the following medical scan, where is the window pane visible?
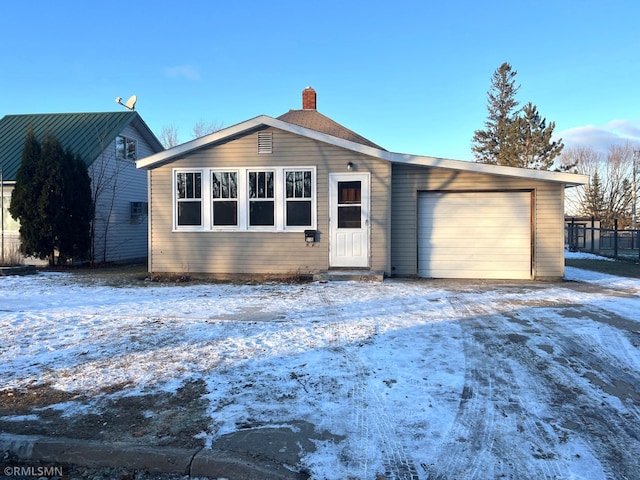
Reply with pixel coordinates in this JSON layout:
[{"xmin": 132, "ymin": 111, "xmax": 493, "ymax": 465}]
[
  {"xmin": 287, "ymin": 201, "xmax": 311, "ymax": 226},
  {"xmin": 194, "ymin": 173, "xmax": 201, "ymax": 198},
  {"xmin": 212, "ymin": 173, "xmax": 221, "ymax": 198},
  {"xmin": 229, "ymin": 172, "xmax": 237, "ymax": 198},
  {"xmin": 295, "ymin": 171, "xmax": 303, "ymax": 198},
  {"xmin": 249, "ymin": 201, "xmax": 274, "ymax": 226},
  {"xmin": 221, "ymin": 172, "xmax": 230, "ymax": 198},
  {"xmin": 213, "ymin": 201, "xmax": 237, "ymax": 226},
  {"xmin": 286, "ymin": 171, "xmax": 312, "ymax": 198},
  {"xmin": 338, "ymin": 206, "xmax": 361, "ymax": 228},
  {"xmin": 249, "ymin": 172, "xmax": 256, "ymax": 198},
  {"xmin": 304, "ymin": 171, "xmax": 311, "ymax": 197},
  {"xmin": 186, "ymin": 174, "xmax": 194, "ymax": 198},
  {"xmin": 180, "ymin": 172, "xmax": 201, "ymax": 199},
  {"xmin": 338, "ymin": 181, "xmax": 361, "ymax": 204},
  {"xmin": 266, "ymin": 172, "xmax": 274, "ymax": 198},
  {"xmin": 178, "ymin": 201, "xmax": 202, "ymax": 226},
  {"xmin": 286, "ymin": 172, "xmax": 294, "ymax": 198},
  {"xmin": 258, "ymin": 172, "xmax": 265, "ymax": 197},
  {"xmin": 126, "ymin": 138, "xmax": 137, "ymax": 160},
  {"xmin": 115, "ymin": 136, "xmax": 125, "ymax": 159},
  {"xmin": 177, "ymin": 173, "xmax": 186, "ymax": 199}
]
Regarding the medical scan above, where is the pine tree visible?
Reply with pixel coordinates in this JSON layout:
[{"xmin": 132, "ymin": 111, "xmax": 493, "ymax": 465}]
[
  {"xmin": 472, "ymin": 62, "xmax": 520, "ymax": 165},
  {"xmin": 514, "ymin": 102, "xmax": 564, "ymax": 169},
  {"xmin": 38, "ymin": 132, "xmax": 67, "ymax": 264},
  {"xmin": 9, "ymin": 129, "xmax": 93, "ymax": 265},
  {"xmin": 9, "ymin": 126, "xmax": 47, "ymax": 259},
  {"xmin": 58, "ymin": 149, "xmax": 92, "ymax": 261},
  {"xmin": 584, "ymin": 170, "xmax": 605, "ymax": 219},
  {"xmin": 472, "ymin": 63, "xmax": 564, "ymax": 170}
]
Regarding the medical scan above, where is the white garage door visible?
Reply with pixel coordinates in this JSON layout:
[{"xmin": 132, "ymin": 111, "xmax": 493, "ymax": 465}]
[{"xmin": 418, "ymin": 191, "xmax": 532, "ymax": 279}]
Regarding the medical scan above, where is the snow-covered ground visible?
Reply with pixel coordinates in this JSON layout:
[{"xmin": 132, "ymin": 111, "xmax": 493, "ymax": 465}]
[{"xmin": 1, "ymin": 260, "xmax": 639, "ymax": 479}]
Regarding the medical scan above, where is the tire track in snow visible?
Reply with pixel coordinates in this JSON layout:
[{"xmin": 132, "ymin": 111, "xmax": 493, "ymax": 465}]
[
  {"xmin": 319, "ymin": 287, "xmax": 420, "ymax": 480},
  {"xmin": 516, "ymin": 306, "xmax": 640, "ymax": 480},
  {"xmin": 424, "ymin": 296, "xmax": 572, "ymax": 480},
  {"xmin": 454, "ymin": 293, "xmax": 640, "ymax": 480}
]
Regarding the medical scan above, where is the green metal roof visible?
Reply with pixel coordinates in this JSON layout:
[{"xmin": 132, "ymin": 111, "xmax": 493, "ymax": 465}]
[{"xmin": 0, "ymin": 111, "xmax": 163, "ymax": 181}]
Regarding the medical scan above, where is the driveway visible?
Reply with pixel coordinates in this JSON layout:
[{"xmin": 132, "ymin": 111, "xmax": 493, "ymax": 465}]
[{"xmin": 0, "ymin": 268, "xmax": 639, "ymax": 479}]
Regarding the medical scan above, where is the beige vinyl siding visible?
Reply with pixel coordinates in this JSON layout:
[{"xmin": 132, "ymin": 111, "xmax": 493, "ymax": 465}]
[
  {"xmin": 148, "ymin": 128, "xmax": 391, "ymax": 276},
  {"xmin": 391, "ymin": 164, "xmax": 566, "ymax": 279},
  {"xmin": 534, "ymin": 185, "xmax": 566, "ymax": 278}
]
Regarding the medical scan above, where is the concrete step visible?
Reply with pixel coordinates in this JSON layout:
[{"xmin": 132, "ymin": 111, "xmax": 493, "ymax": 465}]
[{"xmin": 313, "ymin": 270, "xmax": 384, "ymax": 282}]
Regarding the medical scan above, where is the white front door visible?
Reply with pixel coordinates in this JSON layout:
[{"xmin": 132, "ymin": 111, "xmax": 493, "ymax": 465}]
[{"xmin": 329, "ymin": 173, "xmax": 370, "ymax": 267}]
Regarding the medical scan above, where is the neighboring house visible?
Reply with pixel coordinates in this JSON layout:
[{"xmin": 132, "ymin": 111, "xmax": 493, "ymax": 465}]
[
  {"xmin": 0, "ymin": 111, "xmax": 164, "ymax": 264},
  {"xmin": 136, "ymin": 87, "xmax": 588, "ymax": 280}
]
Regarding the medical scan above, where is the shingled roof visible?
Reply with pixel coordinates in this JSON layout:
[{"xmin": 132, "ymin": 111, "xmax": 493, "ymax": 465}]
[
  {"xmin": 277, "ymin": 87, "xmax": 386, "ymax": 151},
  {"xmin": 0, "ymin": 111, "xmax": 163, "ymax": 181}
]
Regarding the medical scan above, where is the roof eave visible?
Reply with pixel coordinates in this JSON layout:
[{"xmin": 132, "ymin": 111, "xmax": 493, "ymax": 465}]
[
  {"xmin": 130, "ymin": 113, "xmax": 164, "ymax": 153},
  {"xmin": 384, "ymin": 153, "xmax": 590, "ymax": 186},
  {"xmin": 136, "ymin": 115, "xmax": 589, "ymax": 187}
]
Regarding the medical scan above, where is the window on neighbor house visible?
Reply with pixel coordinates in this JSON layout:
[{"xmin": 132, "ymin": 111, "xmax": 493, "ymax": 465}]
[
  {"xmin": 248, "ymin": 170, "xmax": 275, "ymax": 227},
  {"xmin": 285, "ymin": 170, "xmax": 313, "ymax": 227},
  {"xmin": 212, "ymin": 171, "xmax": 238, "ymax": 226},
  {"xmin": 116, "ymin": 135, "xmax": 137, "ymax": 161},
  {"xmin": 176, "ymin": 171, "xmax": 202, "ymax": 226}
]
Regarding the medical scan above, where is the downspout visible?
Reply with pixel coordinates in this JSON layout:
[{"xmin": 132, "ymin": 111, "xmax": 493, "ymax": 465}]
[{"xmin": 147, "ymin": 169, "xmax": 152, "ymax": 276}]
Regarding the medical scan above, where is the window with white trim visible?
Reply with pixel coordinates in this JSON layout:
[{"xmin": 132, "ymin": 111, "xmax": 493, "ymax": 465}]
[
  {"xmin": 212, "ymin": 171, "xmax": 238, "ymax": 226},
  {"xmin": 248, "ymin": 170, "xmax": 275, "ymax": 227},
  {"xmin": 285, "ymin": 170, "xmax": 313, "ymax": 227},
  {"xmin": 172, "ymin": 167, "xmax": 315, "ymax": 231},
  {"xmin": 176, "ymin": 171, "xmax": 202, "ymax": 227},
  {"xmin": 116, "ymin": 135, "xmax": 137, "ymax": 161}
]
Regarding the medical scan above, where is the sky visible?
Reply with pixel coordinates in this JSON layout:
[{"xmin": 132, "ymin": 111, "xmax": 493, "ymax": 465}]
[{"xmin": 1, "ymin": 0, "xmax": 640, "ymax": 161}]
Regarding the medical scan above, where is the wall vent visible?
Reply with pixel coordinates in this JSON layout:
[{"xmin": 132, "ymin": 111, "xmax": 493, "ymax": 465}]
[{"xmin": 257, "ymin": 132, "xmax": 273, "ymax": 154}]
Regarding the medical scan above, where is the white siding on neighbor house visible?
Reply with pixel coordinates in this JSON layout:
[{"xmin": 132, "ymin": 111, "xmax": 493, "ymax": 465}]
[
  {"xmin": 148, "ymin": 128, "xmax": 391, "ymax": 276},
  {"xmin": 391, "ymin": 164, "xmax": 566, "ymax": 279},
  {"xmin": 90, "ymin": 124, "xmax": 153, "ymax": 263},
  {"xmin": 1, "ymin": 185, "xmax": 48, "ymax": 265},
  {"xmin": 1, "ymin": 185, "xmax": 18, "ymax": 233}
]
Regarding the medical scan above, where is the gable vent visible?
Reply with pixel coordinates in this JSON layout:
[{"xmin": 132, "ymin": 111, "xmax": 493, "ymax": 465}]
[{"xmin": 257, "ymin": 132, "xmax": 273, "ymax": 154}]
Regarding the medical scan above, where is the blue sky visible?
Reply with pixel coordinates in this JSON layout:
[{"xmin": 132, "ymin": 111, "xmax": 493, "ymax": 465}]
[{"xmin": 1, "ymin": 0, "xmax": 639, "ymax": 160}]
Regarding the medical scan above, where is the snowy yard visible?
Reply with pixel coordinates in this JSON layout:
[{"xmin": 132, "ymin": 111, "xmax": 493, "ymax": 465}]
[{"xmin": 1, "ymin": 257, "xmax": 639, "ymax": 479}]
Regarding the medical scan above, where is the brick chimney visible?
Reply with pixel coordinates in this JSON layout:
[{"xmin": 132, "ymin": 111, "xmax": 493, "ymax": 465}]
[{"xmin": 302, "ymin": 86, "xmax": 316, "ymax": 110}]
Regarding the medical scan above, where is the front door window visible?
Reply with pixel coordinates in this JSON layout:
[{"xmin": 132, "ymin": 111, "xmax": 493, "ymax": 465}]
[{"xmin": 337, "ymin": 181, "xmax": 361, "ymax": 228}]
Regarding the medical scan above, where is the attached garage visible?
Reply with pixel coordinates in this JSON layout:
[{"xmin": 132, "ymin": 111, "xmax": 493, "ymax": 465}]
[{"xmin": 418, "ymin": 191, "xmax": 532, "ymax": 279}]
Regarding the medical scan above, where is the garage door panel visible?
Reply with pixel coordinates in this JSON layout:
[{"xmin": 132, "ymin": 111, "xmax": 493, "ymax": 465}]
[
  {"xmin": 422, "ymin": 206, "xmax": 532, "ymax": 218},
  {"xmin": 421, "ymin": 230, "xmax": 530, "ymax": 244},
  {"xmin": 423, "ymin": 265, "xmax": 531, "ymax": 279},
  {"xmin": 418, "ymin": 191, "xmax": 532, "ymax": 279},
  {"xmin": 424, "ymin": 251, "xmax": 531, "ymax": 263}
]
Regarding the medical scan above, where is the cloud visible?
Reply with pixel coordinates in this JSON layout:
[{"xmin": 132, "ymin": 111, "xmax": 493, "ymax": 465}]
[
  {"xmin": 557, "ymin": 120, "xmax": 640, "ymax": 154},
  {"xmin": 164, "ymin": 65, "xmax": 201, "ymax": 81}
]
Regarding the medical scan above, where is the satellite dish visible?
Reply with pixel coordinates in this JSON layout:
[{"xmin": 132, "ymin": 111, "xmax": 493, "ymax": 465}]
[
  {"xmin": 115, "ymin": 94, "xmax": 137, "ymax": 110},
  {"xmin": 125, "ymin": 95, "xmax": 137, "ymax": 110}
]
